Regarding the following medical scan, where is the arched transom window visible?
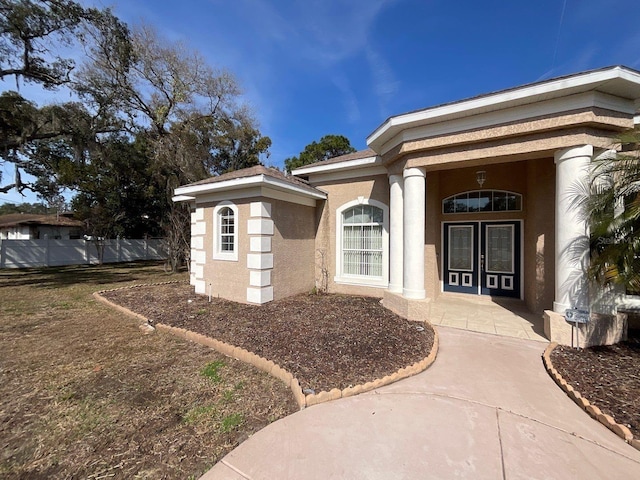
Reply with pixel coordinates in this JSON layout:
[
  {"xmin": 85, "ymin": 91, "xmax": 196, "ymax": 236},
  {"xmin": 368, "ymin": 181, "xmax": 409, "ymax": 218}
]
[{"xmin": 443, "ymin": 190, "xmax": 522, "ymax": 214}]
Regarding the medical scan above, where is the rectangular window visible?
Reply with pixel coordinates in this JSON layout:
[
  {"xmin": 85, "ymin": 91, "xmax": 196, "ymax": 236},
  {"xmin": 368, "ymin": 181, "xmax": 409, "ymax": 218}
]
[
  {"xmin": 486, "ymin": 225, "xmax": 514, "ymax": 273},
  {"xmin": 448, "ymin": 225, "xmax": 473, "ymax": 271}
]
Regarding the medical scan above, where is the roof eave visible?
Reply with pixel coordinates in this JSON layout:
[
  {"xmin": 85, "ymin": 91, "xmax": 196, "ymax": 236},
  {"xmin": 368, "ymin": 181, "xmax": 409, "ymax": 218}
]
[
  {"xmin": 367, "ymin": 66, "xmax": 640, "ymax": 153},
  {"xmin": 291, "ymin": 155, "xmax": 382, "ymax": 176},
  {"xmin": 173, "ymin": 174, "xmax": 327, "ymax": 201}
]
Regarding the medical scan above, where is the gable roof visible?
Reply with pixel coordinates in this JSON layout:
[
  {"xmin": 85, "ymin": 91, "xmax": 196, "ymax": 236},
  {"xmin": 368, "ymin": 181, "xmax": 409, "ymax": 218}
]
[
  {"xmin": 367, "ymin": 65, "xmax": 640, "ymax": 153},
  {"xmin": 291, "ymin": 148, "xmax": 381, "ymax": 177},
  {"xmin": 0, "ymin": 213, "xmax": 84, "ymax": 229},
  {"xmin": 174, "ymin": 165, "xmax": 327, "ymax": 201}
]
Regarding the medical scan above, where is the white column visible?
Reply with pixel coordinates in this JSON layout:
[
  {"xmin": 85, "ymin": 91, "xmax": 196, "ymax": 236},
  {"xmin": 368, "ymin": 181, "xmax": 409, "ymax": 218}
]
[
  {"xmin": 388, "ymin": 174, "xmax": 404, "ymax": 293},
  {"xmin": 403, "ymin": 167, "xmax": 426, "ymax": 299},
  {"xmin": 553, "ymin": 145, "xmax": 592, "ymax": 313}
]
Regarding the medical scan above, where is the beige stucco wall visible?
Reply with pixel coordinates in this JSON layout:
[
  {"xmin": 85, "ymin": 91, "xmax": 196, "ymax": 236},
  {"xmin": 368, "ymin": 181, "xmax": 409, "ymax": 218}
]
[
  {"xmin": 270, "ymin": 199, "xmax": 316, "ymax": 300},
  {"xmin": 313, "ymin": 174, "xmax": 390, "ymax": 297},
  {"xmin": 194, "ymin": 196, "xmax": 317, "ymax": 304},
  {"xmin": 524, "ymin": 158, "xmax": 555, "ymax": 313},
  {"xmin": 199, "ymin": 200, "xmax": 252, "ymax": 304}
]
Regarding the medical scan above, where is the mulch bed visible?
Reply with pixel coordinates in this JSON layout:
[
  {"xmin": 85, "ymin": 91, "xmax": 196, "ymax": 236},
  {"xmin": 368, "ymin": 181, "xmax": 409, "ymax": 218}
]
[
  {"xmin": 550, "ymin": 338, "xmax": 640, "ymax": 439},
  {"xmin": 102, "ymin": 283, "xmax": 435, "ymax": 393}
]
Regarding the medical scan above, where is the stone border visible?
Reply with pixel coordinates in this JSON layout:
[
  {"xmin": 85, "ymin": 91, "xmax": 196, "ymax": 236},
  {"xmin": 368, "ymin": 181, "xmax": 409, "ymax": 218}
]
[
  {"xmin": 93, "ymin": 283, "xmax": 439, "ymax": 410},
  {"xmin": 543, "ymin": 342, "xmax": 640, "ymax": 451}
]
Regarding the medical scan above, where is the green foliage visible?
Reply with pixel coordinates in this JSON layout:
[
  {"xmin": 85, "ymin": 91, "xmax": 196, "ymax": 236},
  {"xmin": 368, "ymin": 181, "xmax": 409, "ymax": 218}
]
[
  {"xmin": 219, "ymin": 413, "xmax": 244, "ymax": 433},
  {"xmin": 586, "ymin": 127, "xmax": 640, "ymax": 294},
  {"xmin": 183, "ymin": 405, "xmax": 217, "ymax": 425},
  {"xmin": 0, "ymin": 201, "xmax": 49, "ymax": 215},
  {"xmin": 0, "ymin": 0, "xmax": 127, "ymax": 88},
  {"xmin": 1, "ymin": 2, "xmax": 271, "ymax": 273},
  {"xmin": 69, "ymin": 135, "xmax": 167, "ymax": 239},
  {"xmin": 284, "ymin": 134, "xmax": 356, "ymax": 173},
  {"xmin": 201, "ymin": 360, "xmax": 226, "ymax": 383}
]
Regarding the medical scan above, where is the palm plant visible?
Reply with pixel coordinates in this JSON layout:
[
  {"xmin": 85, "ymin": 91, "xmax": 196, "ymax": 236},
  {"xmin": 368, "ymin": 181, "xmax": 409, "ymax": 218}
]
[{"xmin": 587, "ymin": 127, "xmax": 640, "ymax": 295}]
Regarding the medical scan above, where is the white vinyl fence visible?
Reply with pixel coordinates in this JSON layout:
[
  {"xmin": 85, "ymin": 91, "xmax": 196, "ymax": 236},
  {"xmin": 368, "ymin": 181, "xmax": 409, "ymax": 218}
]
[{"xmin": 0, "ymin": 238, "xmax": 166, "ymax": 269}]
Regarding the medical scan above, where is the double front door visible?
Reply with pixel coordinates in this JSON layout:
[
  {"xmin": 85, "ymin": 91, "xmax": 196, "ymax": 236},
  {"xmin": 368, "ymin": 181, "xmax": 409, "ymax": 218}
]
[{"xmin": 443, "ymin": 221, "xmax": 521, "ymax": 298}]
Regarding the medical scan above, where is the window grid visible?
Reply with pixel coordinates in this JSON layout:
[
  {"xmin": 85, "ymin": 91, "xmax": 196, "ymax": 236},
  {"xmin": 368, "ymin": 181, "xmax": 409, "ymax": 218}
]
[
  {"xmin": 219, "ymin": 207, "xmax": 235, "ymax": 253},
  {"xmin": 342, "ymin": 205, "xmax": 383, "ymax": 278}
]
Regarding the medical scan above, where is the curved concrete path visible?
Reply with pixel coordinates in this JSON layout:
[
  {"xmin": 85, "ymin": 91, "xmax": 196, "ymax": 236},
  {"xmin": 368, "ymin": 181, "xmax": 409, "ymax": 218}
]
[{"xmin": 201, "ymin": 327, "xmax": 640, "ymax": 479}]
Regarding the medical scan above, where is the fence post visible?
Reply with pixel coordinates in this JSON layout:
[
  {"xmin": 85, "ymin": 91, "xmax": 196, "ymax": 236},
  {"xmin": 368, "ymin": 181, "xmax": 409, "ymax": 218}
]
[
  {"xmin": 45, "ymin": 237, "xmax": 50, "ymax": 267},
  {"xmin": 0, "ymin": 240, "xmax": 4, "ymax": 268},
  {"xmin": 117, "ymin": 237, "xmax": 121, "ymax": 263}
]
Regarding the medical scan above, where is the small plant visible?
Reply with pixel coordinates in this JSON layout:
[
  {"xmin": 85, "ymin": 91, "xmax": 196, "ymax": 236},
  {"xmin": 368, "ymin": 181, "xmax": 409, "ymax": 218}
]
[
  {"xmin": 183, "ymin": 405, "xmax": 217, "ymax": 425},
  {"xmin": 220, "ymin": 413, "xmax": 244, "ymax": 433},
  {"xmin": 222, "ymin": 389, "xmax": 234, "ymax": 403},
  {"xmin": 201, "ymin": 360, "xmax": 225, "ymax": 383}
]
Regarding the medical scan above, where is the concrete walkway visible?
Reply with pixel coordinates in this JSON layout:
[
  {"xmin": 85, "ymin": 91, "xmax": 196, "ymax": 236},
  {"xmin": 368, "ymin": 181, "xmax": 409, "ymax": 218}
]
[
  {"xmin": 201, "ymin": 327, "xmax": 640, "ymax": 479},
  {"xmin": 428, "ymin": 294, "xmax": 548, "ymax": 342}
]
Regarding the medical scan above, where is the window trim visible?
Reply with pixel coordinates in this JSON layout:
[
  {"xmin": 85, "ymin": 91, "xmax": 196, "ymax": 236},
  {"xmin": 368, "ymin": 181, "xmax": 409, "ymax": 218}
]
[
  {"xmin": 213, "ymin": 201, "xmax": 238, "ymax": 261},
  {"xmin": 335, "ymin": 199, "xmax": 389, "ymax": 288}
]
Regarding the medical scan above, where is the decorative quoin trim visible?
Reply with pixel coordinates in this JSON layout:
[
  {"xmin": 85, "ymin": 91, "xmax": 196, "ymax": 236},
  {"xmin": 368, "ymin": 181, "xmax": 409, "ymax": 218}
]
[
  {"xmin": 247, "ymin": 201, "xmax": 274, "ymax": 304},
  {"xmin": 191, "ymin": 207, "xmax": 206, "ymax": 294}
]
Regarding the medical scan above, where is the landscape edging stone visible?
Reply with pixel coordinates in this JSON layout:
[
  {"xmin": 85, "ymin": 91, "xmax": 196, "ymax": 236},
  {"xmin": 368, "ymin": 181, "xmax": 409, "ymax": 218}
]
[
  {"xmin": 542, "ymin": 342, "xmax": 638, "ymax": 450},
  {"xmin": 94, "ymin": 283, "xmax": 440, "ymax": 410}
]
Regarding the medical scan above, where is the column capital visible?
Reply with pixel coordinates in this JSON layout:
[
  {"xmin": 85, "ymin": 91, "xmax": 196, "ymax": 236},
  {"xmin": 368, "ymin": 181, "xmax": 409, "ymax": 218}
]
[
  {"xmin": 403, "ymin": 167, "xmax": 426, "ymax": 179},
  {"xmin": 554, "ymin": 145, "xmax": 593, "ymax": 164},
  {"xmin": 388, "ymin": 173, "xmax": 404, "ymax": 186}
]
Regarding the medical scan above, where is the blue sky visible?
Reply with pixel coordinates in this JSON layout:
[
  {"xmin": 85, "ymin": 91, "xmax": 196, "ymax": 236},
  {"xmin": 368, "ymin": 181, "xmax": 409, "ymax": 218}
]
[{"xmin": 2, "ymin": 0, "xmax": 640, "ymax": 206}]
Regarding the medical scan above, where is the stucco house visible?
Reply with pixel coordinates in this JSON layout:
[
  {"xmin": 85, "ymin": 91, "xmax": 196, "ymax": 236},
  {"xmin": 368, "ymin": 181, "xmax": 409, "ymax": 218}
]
[
  {"xmin": 0, "ymin": 213, "xmax": 84, "ymax": 240},
  {"xmin": 173, "ymin": 65, "xmax": 640, "ymax": 346}
]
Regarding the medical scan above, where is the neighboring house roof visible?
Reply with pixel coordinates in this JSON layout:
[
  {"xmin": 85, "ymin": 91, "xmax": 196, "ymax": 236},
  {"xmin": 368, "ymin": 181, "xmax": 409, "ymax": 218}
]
[
  {"xmin": 0, "ymin": 213, "xmax": 84, "ymax": 229},
  {"xmin": 173, "ymin": 165, "xmax": 327, "ymax": 202}
]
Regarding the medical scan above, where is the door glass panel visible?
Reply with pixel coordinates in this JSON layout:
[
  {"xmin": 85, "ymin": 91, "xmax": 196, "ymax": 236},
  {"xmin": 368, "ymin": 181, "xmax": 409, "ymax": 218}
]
[
  {"xmin": 486, "ymin": 225, "xmax": 513, "ymax": 273},
  {"xmin": 448, "ymin": 226, "xmax": 473, "ymax": 271}
]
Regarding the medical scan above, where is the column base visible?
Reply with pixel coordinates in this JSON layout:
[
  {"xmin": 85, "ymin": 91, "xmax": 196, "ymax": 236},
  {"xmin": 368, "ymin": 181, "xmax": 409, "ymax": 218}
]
[
  {"xmin": 544, "ymin": 310, "xmax": 628, "ymax": 348},
  {"xmin": 403, "ymin": 287, "xmax": 426, "ymax": 300},
  {"xmin": 552, "ymin": 301, "xmax": 570, "ymax": 314},
  {"xmin": 383, "ymin": 290, "xmax": 431, "ymax": 322}
]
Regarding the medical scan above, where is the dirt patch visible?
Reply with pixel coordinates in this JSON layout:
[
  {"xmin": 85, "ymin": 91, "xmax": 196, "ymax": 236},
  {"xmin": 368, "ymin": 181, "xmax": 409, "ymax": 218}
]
[
  {"xmin": 550, "ymin": 339, "xmax": 640, "ymax": 439},
  {"xmin": 0, "ymin": 263, "xmax": 297, "ymax": 479},
  {"xmin": 102, "ymin": 283, "xmax": 435, "ymax": 393}
]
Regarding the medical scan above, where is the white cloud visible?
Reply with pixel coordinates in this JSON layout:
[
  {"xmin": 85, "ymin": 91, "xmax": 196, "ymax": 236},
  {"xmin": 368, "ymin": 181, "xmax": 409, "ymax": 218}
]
[{"xmin": 331, "ymin": 74, "xmax": 361, "ymax": 123}]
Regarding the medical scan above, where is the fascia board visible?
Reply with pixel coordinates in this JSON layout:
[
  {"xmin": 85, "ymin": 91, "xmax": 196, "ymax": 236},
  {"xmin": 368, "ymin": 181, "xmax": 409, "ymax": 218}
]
[
  {"xmin": 368, "ymin": 67, "xmax": 640, "ymax": 151},
  {"xmin": 260, "ymin": 175, "xmax": 327, "ymax": 199},
  {"xmin": 291, "ymin": 155, "xmax": 381, "ymax": 176},
  {"xmin": 380, "ymin": 91, "xmax": 636, "ymax": 153},
  {"xmin": 173, "ymin": 174, "xmax": 326, "ymax": 202},
  {"xmin": 306, "ymin": 166, "xmax": 388, "ymax": 184},
  {"xmin": 172, "ymin": 195, "xmax": 196, "ymax": 202}
]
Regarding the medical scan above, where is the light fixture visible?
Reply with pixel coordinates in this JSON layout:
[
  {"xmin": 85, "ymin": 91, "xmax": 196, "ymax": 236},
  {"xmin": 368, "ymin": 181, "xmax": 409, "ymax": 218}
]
[{"xmin": 476, "ymin": 170, "xmax": 486, "ymax": 188}]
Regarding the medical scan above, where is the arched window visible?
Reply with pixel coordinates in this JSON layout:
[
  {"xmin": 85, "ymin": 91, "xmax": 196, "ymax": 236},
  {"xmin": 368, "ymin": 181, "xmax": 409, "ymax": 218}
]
[
  {"xmin": 219, "ymin": 207, "xmax": 235, "ymax": 251},
  {"xmin": 213, "ymin": 202, "xmax": 238, "ymax": 261},
  {"xmin": 443, "ymin": 190, "xmax": 522, "ymax": 214},
  {"xmin": 335, "ymin": 200, "xmax": 389, "ymax": 287}
]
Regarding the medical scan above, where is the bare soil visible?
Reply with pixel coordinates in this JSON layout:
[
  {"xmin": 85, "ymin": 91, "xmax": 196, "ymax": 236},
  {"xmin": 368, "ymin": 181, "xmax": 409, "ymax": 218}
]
[
  {"xmin": 551, "ymin": 338, "xmax": 640, "ymax": 439},
  {"xmin": 0, "ymin": 263, "xmax": 297, "ymax": 479},
  {"xmin": 102, "ymin": 283, "xmax": 435, "ymax": 393}
]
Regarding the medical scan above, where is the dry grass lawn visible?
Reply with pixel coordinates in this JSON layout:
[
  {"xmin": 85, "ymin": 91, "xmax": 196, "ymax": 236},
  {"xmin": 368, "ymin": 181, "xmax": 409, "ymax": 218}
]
[{"xmin": 0, "ymin": 262, "xmax": 297, "ymax": 479}]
